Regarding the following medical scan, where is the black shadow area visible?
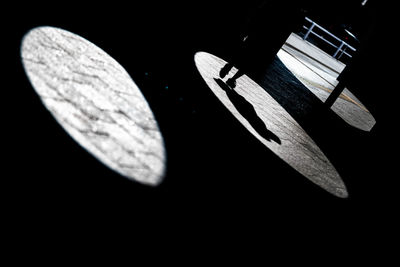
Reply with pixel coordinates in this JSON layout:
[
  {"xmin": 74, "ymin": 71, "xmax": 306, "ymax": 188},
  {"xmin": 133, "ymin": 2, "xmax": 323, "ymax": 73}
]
[
  {"xmin": 249, "ymin": 56, "xmax": 358, "ymax": 149},
  {"xmin": 214, "ymin": 78, "xmax": 281, "ymax": 144}
]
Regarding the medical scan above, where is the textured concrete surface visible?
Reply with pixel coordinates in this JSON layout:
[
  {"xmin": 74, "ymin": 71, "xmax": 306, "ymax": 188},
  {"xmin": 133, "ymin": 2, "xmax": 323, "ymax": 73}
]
[
  {"xmin": 21, "ymin": 26, "xmax": 166, "ymax": 185},
  {"xmin": 279, "ymin": 34, "xmax": 376, "ymax": 131},
  {"xmin": 195, "ymin": 51, "xmax": 348, "ymax": 198},
  {"xmin": 285, "ymin": 33, "xmax": 346, "ymax": 74}
]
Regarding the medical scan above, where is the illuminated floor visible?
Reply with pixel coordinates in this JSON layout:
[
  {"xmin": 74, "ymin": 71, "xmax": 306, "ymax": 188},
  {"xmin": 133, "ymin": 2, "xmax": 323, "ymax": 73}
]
[
  {"xmin": 195, "ymin": 51, "xmax": 348, "ymax": 198},
  {"xmin": 280, "ymin": 34, "xmax": 376, "ymax": 131},
  {"xmin": 21, "ymin": 26, "xmax": 166, "ymax": 185}
]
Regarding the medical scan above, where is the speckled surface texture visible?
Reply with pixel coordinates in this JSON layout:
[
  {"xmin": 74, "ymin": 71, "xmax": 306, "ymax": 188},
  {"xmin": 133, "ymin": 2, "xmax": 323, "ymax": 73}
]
[
  {"xmin": 21, "ymin": 26, "xmax": 166, "ymax": 185},
  {"xmin": 195, "ymin": 51, "xmax": 348, "ymax": 198},
  {"xmin": 279, "ymin": 36, "xmax": 376, "ymax": 131}
]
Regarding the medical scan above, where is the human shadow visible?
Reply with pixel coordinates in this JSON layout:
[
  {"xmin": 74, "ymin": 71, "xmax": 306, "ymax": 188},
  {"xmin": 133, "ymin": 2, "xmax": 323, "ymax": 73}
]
[{"xmin": 214, "ymin": 78, "xmax": 281, "ymax": 144}]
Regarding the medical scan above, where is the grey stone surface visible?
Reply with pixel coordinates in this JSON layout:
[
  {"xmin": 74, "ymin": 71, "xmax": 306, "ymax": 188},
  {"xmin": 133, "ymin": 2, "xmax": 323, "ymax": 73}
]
[
  {"xmin": 195, "ymin": 51, "xmax": 348, "ymax": 198},
  {"xmin": 21, "ymin": 26, "xmax": 166, "ymax": 185},
  {"xmin": 285, "ymin": 33, "xmax": 346, "ymax": 74},
  {"xmin": 278, "ymin": 42, "xmax": 376, "ymax": 131}
]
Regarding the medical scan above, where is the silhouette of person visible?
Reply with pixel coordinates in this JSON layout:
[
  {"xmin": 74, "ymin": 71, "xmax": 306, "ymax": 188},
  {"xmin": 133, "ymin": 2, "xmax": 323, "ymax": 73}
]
[
  {"xmin": 215, "ymin": 78, "xmax": 281, "ymax": 144},
  {"xmin": 219, "ymin": 0, "xmax": 304, "ymax": 88}
]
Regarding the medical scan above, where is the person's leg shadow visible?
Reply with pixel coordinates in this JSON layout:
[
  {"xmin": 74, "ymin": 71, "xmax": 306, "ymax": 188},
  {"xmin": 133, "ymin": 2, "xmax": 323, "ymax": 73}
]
[{"xmin": 214, "ymin": 78, "xmax": 281, "ymax": 144}]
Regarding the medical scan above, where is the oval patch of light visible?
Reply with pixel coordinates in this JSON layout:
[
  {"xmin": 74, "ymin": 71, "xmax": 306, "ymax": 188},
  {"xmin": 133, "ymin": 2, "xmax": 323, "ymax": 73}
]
[
  {"xmin": 21, "ymin": 26, "xmax": 166, "ymax": 186},
  {"xmin": 195, "ymin": 51, "xmax": 348, "ymax": 198},
  {"xmin": 277, "ymin": 41, "xmax": 376, "ymax": 132}
]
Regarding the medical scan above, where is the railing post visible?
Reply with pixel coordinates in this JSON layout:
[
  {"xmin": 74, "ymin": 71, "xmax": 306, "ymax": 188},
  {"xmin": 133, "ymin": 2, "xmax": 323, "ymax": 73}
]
[
  {"xmin": 333, "ymin": 41, "xmax": 345, "ymax": 58},
  {"xmin": 338, "ymin": 46, "xmax": 347, "ymax": 59},
  {"xmin": 301, "ymin": 17, "xmax": 356, "ymax": 61},
  {"xmin": 303, "ymin": 22, "xmax": 315, "ymax": 41}
]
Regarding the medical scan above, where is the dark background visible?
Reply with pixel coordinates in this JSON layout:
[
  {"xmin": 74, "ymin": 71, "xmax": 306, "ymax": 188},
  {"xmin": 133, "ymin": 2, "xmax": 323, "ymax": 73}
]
[{"xmin": 3, "ymin": 0, "xmax": 398, "ymax": 244}]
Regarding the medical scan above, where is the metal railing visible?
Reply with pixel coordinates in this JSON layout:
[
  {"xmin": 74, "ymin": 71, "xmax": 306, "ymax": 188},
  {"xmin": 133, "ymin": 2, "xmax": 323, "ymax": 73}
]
[{"xmin": 302, "ymin": 17, "xmax": 357, "ymax": 61}]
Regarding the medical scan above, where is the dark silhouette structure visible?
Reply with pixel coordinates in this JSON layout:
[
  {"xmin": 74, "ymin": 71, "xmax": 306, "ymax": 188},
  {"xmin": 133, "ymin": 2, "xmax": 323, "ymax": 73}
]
[
  {"xmin": 325, "ymin": 0, "xmax": 377, "ymax": 109},
  {"xmin": 219, "ymin": 0, "xmax": 377, "ymax": 100},
  {"xmin": 219, "ymin": 0, "xmax": 304, "ymax": 88}
]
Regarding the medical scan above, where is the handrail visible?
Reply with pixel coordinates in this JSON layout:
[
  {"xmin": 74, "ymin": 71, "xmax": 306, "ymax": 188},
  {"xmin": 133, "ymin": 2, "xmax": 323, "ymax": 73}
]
[{"xmin": 302, "ymin": 17, "xmax": 356, "ymax": 60}]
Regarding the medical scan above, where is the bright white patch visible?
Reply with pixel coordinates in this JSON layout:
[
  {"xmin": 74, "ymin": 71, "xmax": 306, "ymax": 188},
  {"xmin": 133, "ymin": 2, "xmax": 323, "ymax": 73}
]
[
  {"xmin": 21, "ymin": 26, "xmax": 166, "ymax": 185},
  {"xmin": 278, "ymin": 47, "xmax": 376, "ymax": 131},
  {"xmin": 195, "ymin": 51, "xmax": 348, "ymax": 198}
]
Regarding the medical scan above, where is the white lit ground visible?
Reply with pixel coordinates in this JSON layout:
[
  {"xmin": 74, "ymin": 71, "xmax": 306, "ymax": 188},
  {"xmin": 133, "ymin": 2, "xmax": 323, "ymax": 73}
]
[
  {"xmin": 195, "ymin": 51, "xmax": 348, "ymax": 198},
  {"xmin": 21, "ymin": 27, "xmax": 166, "ymax": 185},
  {"xmin": 279, "ymin": 34, "xmax": 376, "ymax": 131}
]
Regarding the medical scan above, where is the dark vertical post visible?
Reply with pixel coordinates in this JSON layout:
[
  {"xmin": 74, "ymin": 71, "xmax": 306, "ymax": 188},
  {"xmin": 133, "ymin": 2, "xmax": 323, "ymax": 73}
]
[{"xmin": 325, "ymin": 81, "xmax": 346, "ymax": 107}]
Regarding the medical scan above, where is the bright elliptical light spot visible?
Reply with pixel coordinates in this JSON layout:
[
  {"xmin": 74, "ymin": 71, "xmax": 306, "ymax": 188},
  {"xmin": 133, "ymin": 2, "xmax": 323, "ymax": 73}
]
[
  {"xmin": 195, "ymin": 51, "xmax": 348, "ymax": 198},
  {"xmin": 21, "ymin": 26, "xmax": 166, "ymax": 185}
]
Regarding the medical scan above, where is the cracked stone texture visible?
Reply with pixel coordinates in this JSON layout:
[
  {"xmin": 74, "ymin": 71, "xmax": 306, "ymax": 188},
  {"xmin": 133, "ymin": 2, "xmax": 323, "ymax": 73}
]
[
  {"xmin": 195, "ymin": 51, "xmax": 348, "ymax": 198},
  {"xmin": 21, "ymin": 26, "xmax": 166, "ymax": 185}
]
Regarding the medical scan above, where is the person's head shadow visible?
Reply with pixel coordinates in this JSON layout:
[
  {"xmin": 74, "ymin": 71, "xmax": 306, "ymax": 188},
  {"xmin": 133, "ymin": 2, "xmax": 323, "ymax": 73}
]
[{"xmin": 214, "ymin": 78, "xmax": 281, "ymax": 144}]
